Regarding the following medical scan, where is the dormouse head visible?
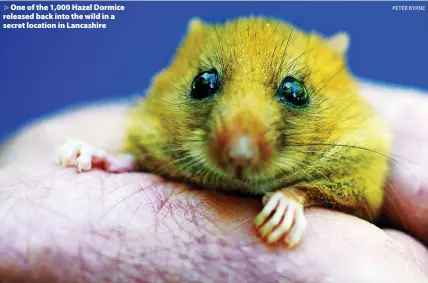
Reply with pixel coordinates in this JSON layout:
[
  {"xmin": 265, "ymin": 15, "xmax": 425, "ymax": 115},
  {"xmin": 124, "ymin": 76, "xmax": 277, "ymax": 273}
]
[{"xmin": 146, "ymin": 16, "xmax": 369, "ymax": 189}]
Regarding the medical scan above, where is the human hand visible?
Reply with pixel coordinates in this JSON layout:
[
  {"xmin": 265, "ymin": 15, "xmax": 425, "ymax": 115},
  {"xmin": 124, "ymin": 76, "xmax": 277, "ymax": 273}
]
[{"xmin": 0, "ymin": 81, "xmax": 427, "ymax": 283}]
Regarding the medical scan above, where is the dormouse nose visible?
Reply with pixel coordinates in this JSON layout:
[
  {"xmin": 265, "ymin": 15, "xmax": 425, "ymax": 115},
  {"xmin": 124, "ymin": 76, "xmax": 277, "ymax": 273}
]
[{"xmin": 225, "ymin": 135, "xmax": 259, "ymax": 167}]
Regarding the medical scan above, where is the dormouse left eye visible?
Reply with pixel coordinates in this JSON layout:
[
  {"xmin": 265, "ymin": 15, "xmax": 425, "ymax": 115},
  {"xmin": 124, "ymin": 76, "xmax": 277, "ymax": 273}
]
[
  {"xmin": 190, "ymin": 68, "xmax": 220, "ymax": 100},
  {"xmin": 277, "ymin": 76, "xmax": 309, "ymax": 107}
]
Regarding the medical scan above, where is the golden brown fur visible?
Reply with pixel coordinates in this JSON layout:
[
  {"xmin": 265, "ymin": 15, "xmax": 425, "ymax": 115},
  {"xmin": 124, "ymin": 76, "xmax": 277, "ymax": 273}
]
[{"xmin": 123, "ymin": 16, "xmax": 391, "ymax": 221}]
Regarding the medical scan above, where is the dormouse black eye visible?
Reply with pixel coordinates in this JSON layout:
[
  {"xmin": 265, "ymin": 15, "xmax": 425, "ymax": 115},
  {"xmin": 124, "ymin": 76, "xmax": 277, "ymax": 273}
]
[
  {"xmin": 190, "ymin": 69, "xmax": 220, "ymax": 100},
  {"xmin": 277, "ymin": 76, "xmax": 309, "ymax": 107}
]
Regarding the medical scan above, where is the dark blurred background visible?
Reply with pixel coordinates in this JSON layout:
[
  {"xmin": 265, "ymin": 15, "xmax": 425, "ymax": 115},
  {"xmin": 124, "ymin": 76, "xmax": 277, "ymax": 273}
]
[{"xmin": 1, "ymin": 1, "xmax": 427, "ymax": 140}]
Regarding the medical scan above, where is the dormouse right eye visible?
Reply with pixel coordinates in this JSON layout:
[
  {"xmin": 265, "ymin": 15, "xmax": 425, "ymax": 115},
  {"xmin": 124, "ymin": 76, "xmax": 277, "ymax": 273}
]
[{"xmin": 190, "ymin": 68, "xmax": 220, "ymax": 100}]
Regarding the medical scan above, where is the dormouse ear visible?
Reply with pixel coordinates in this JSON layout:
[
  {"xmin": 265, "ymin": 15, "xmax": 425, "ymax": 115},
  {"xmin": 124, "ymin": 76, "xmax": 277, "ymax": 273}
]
[
  {"xmin": 327, "ymin": 32, "xmax": 350, "ymax": 55},
  {"xmin": 187, "ymin": 17, "xmax": 206, "ymax": 33}
]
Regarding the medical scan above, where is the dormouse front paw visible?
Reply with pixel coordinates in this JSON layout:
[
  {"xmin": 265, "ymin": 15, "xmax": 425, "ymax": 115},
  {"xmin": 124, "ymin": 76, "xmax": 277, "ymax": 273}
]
[
  {"xmin": 254, "ymin": 191, "xmax": 308, "ymax": 248},
  {"xmin": 58, "ymin": 138, "xmax": 102, "ymax": 172},
  {"xmin": 57, "ymin": 138, "xmax": 135, "ymax": 173}
]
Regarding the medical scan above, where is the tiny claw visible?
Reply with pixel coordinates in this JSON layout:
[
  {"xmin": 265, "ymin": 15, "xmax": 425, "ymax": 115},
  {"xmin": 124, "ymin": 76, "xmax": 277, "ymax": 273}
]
[
  {"xmin": 284, "ymin": 207, "xmax": 307, "ymax": 248},
  {"xmin": 262, "ymin": 192, "xmax": 273, "ymax": 205}
]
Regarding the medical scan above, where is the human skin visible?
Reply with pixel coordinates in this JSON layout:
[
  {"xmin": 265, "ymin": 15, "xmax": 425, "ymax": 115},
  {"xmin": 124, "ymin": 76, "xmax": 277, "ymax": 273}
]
[{"xmin": 0, "ymin": 81, "xmax": 427, "ymax": 283}]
